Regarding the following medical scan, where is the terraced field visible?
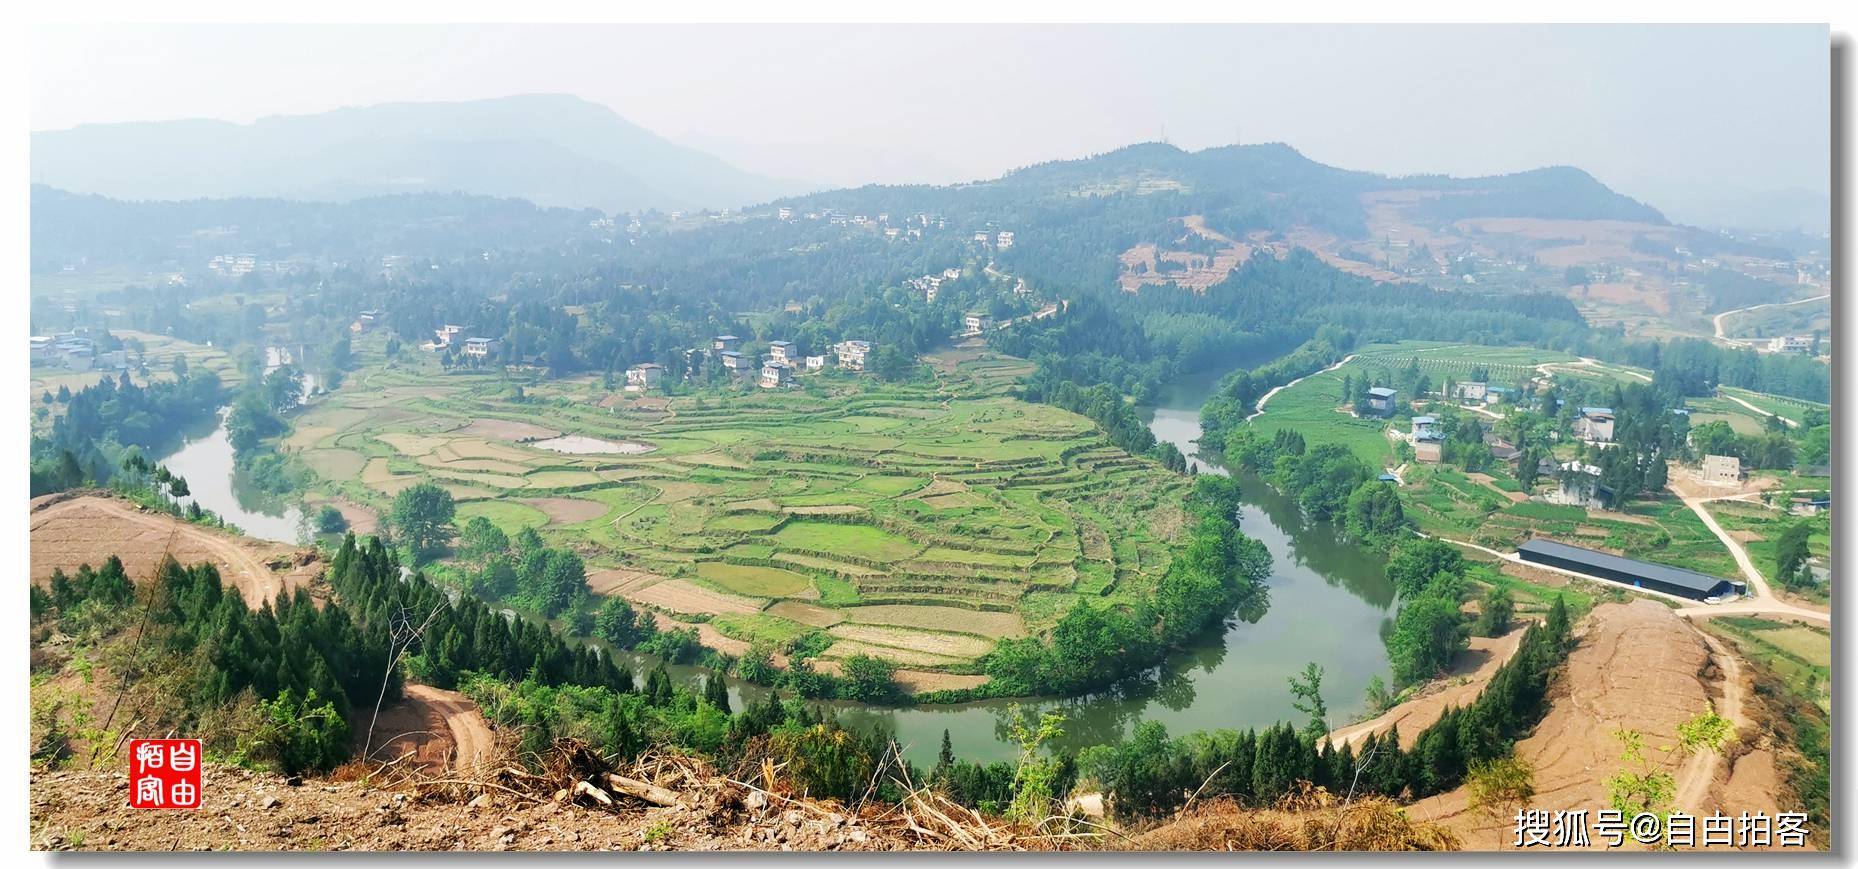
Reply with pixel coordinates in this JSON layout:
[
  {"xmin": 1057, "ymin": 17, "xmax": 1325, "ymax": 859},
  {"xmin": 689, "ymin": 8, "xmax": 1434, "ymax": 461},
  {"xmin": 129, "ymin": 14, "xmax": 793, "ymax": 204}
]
[{"xmin": 288, "ymin": 349, "xmax": 1188, "ymax": 679}]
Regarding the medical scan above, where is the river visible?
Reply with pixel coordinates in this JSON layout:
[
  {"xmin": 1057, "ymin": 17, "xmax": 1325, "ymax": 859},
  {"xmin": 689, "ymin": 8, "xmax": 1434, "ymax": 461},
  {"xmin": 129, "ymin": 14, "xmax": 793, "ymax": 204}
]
[
  {"xmin": 156, "ymin": 346, "xmax": 315, "ymax": 545},
  {"xmin": 157, "ymin": 355, "xmax": 1396, "ymax": 766},
  {"xmin": 810, "ymin": 365, "xmax": 1398, "ymax": 764}
]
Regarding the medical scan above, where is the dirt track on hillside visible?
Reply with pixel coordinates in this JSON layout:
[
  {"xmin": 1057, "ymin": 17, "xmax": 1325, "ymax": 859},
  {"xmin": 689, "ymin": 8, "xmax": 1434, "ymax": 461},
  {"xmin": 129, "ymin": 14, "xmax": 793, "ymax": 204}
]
[
  {"xmin": 405, "ymin": 684, "xmax": 496, "ymax": 773},
  {"xmin": 1406, "ymin": 601, "xmax": 1732, "ymax": 849},
  {"xmin": 1327, "ymin": 623, "xmax": 1529, "ymax": 750},
  {"xmin": 30, "ymin": 493, "xmax": 319, "ymax": 607}
]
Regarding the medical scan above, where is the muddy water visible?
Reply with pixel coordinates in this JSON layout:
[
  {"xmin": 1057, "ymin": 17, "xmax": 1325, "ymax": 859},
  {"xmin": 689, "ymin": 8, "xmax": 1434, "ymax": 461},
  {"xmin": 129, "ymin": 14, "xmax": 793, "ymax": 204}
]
[{"xmin": 645, "ymin": 363, "xmax": 1398, "ymax": 766}]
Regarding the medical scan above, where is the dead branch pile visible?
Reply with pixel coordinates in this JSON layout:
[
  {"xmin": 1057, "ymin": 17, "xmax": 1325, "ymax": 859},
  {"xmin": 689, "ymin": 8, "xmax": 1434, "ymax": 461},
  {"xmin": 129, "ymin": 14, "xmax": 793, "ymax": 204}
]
[
  {"xmin": 1127, "ymin": 784, "xmax": 1461, "ymax": 851},
  {"xmin": 385, "ymin": 736, "xmax": 1050, "ymax": 850}
]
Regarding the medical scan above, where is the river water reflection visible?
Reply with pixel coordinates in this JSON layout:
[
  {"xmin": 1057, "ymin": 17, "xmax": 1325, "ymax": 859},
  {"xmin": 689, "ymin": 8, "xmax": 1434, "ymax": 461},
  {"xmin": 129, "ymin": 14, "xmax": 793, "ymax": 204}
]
[
  {"xmin": 722, "ymin": 365, "xmax": 1397, "ymax": 765},
  {"xmin": 154, "ymin": 354, "xmax": 1397, "ymax": 765}
]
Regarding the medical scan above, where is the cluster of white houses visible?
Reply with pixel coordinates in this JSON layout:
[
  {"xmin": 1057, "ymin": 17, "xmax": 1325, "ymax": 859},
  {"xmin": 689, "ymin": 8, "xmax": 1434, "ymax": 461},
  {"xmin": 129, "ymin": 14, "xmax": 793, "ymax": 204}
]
[
  {"xmin": 619, "ymin": 334, "xmax": 876, "ymax": 393},
  {"xmin": 1395, "ymin": 406, "xmax": 1747, "ymax": 510},
  {"xmin": 779, "ymin": 207, "xmax": 1013, "ymax": 250},
  {"xmin": 906, "ymin": 268, "xmax": 965, "ymax": 302},
  {"xmin": 1763, "ymin": 335, "xmax": 1816, "ymax": 354},
  {"xmin": 29, "ymin": 331, "xmax": 128, "ymax": 372}
]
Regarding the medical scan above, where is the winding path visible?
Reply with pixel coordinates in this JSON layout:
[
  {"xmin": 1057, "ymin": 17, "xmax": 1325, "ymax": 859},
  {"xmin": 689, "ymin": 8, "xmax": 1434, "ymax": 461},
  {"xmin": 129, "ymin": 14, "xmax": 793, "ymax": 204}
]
[
  {"xmin": 1667, "ymin": 491, "xmax": 1829, "ymax": 624},
  {"xmin": 1245, "ymin": 353, "xmax": 1357, "ymax": 422},
  {"xmin": 1674, "ymin": 630, "xmax": 1745, "ymax": 812},
  {"xmin": 1711, "ymin": 293, "xmax": 1830, "ymax": 345},
  {"xmin": 1719, "ymin": 392, "xmax": 1800, "ymax": 429},
  {"xmin": 30, "ymin": 494, "xmax": 294, "ymax": 607},
  {"xmin": 403, "ymin": 684, "xmax": 495, "ymax": 773}
]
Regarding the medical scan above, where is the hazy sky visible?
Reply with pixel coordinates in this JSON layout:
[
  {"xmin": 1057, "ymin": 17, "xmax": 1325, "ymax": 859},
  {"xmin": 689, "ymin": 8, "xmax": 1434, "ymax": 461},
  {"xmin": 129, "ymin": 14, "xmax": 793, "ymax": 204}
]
[{"xmin": 31, "ymin": 24, "xmax": 1830, "ymax": 221}]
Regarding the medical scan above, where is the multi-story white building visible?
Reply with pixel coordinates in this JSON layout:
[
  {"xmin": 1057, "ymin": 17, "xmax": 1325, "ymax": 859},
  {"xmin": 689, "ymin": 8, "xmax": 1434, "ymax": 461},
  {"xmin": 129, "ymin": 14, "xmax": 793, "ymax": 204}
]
[
  {"xmin": 626, "ymin": 363, "xmax": 666, "ymax": 390},
  {"xmin": 1574, "ymin": 407, "xmax": 1616, "ymax": 444},
  {"xmin": 462, "ymin": 337, "xmax": 499, "ymax": 359},
  {"xmin": 760, "ymin": 360, "xmax": 794, "ymax": 389},
  {"xmin": 1454, "ymin": 381, "xmax": 1488, "ymax": 403},
  {"xmin": 834, "ymin": 340, "xmax": 873, "ymax": 371}
]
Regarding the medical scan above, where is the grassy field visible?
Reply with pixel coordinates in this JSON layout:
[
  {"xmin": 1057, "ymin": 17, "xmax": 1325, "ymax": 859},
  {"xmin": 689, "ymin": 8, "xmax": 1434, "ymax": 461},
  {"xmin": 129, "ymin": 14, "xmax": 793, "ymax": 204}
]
[
  {"xmin": 288, "ymin": 340, "xmax": 1188, "ymax": 676},
  {"xmin": 1719, "ymin": 386, "xmax": 1828, "ymax": 427},
  {"xmin": 1700, "ymin": 616, "xmax": 1830, "ymax": 714},
  {"xmin": 1244, "ymin": 341, "xmax": 1590, "ymax": 468},
  {"xmin": 1246, "ymin": 341, "xmax": 1812, "ymax": 585},
  {"xmin": 1405, "ymin": 470, "xmax": 1745, "ymax": 580}
]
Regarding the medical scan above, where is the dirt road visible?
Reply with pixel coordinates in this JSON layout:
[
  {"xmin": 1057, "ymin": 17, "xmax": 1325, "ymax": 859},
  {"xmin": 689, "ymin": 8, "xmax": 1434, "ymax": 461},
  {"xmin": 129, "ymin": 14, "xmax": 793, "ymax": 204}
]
[
  {"xmin": 1408, "ymin": 601, "xmax": 1724, "ymax": 849},
  {"xmin": 30, "ymin": 493, "xmax": 316, "ymax": 608},
  {"xmin": 402, "ymin": 684, "xmax": 496, "ymax": 773},
  {"xmin": 1673, "ymin": 631, "xmax": 1744, "ymax": 812},
  {"xmin": 1719, "ymin": 392, "xmax": 1800, "ymax": 428},
  {"xmin": 1669, "ymin": 491, "xmax": 1830, "ymax": 625},
  {"xmin": 1246, "ymin": 354, "xmax": 1358, "ymax": 422},
  {"xmin": 1711, "ymin": 293, "xmax": 1830, "ymax": 345},
  {"xmin": 1326, "ymin": 623, "xmax": 1530, "ymax": 750},
  {"xmin": 1532, "ymin": 356, "xmax": 1652, "ymax": 384}
]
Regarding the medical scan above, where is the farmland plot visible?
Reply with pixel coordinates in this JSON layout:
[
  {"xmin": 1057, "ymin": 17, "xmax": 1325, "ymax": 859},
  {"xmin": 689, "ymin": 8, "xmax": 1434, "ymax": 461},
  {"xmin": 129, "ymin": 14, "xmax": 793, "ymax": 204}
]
[{"xmin": 291, "ymin": 359, "xmax": 1189, "ymax": 679}]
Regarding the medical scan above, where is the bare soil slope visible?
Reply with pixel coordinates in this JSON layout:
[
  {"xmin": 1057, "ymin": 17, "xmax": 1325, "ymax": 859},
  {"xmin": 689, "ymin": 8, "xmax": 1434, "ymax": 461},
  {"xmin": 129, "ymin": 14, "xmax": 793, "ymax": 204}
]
[
  {"xmin": 30, "ymin": 492, "xmax": 320, "ymax": 607},
  {"xmin": 1407, "ymin": 600, "xmax": 1766, "ymax": 849},
  {"xmin": 1327, "ymin": 623, "xmax": 1530, "ymax": 750},
  {"xmin": 365, "ymin": 685, "xmax": 498, "ymax": 775}
]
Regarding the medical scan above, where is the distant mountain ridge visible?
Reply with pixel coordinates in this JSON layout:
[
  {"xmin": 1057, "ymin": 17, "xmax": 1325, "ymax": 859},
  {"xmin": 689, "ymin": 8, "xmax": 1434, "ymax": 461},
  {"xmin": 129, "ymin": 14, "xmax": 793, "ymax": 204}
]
[
  {"xmin": 778, "ymin": 141, "xmax": 1667, "ymax": 232},
  {"xmin": 31, "ymin": 94, "xmax": 807, "ymax": 214}
]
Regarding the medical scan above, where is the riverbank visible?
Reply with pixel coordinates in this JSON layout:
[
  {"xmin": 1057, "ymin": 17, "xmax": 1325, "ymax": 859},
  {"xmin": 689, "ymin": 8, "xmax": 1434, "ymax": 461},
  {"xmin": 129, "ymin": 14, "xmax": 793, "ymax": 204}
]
[{"xmin": 144, "ymin": 346, "xmax": 1401, "ymax": 767}]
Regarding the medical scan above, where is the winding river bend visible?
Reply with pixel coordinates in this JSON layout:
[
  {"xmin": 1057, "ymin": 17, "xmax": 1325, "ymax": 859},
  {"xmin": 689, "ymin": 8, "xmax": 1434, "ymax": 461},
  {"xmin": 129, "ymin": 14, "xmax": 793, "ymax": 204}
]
[
  {"xmin": 155, "ymin": 358, "xmax": 1396, "ymax": 766},
  {"xmin": 157, "ymin": 347, "xmax": 314, "ymax": 544},
  {"xmin": 826, "ymin": 366, "xmax": 1398, "ymax": 764}
]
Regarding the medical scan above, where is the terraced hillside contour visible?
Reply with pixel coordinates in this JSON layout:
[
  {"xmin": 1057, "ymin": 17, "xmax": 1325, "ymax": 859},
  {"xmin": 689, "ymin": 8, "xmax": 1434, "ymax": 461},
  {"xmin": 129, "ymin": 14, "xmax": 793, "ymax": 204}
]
[{"xmin": 288, "ymin": 350, "xmax": 1188, "ymax": 681}]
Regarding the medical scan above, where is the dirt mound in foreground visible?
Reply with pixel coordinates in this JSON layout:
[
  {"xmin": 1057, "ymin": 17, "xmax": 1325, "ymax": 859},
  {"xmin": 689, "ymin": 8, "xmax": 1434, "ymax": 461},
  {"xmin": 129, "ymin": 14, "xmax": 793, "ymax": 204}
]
[
  {"xmin": 1407, "ymin": 600, "xmax": 1728, "ymax": 849},
  {"xmin": 32, "ymin": 756, "xmax": 1459, "ymax": 852}
]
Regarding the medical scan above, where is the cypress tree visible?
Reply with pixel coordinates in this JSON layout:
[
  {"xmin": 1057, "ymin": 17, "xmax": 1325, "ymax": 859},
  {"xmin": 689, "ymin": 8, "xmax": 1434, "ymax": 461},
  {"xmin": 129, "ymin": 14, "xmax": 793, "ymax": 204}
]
[
  {"xmin": 1545, "ymin": 594, "xmax": 1570, "ymax": 651},
  {"xmin": 704, "ymin": 664, "xmax": 731, "ymax": 713}
]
